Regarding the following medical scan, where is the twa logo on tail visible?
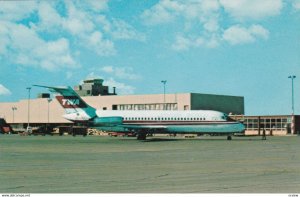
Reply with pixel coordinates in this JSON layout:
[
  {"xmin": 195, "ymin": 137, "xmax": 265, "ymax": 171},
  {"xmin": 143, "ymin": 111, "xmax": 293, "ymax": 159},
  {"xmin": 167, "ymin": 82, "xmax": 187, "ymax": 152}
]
[
  {"xmin": 56, "ymin": 96, "xmax": 87, "ymax": 108},
  {"xmin": 62, "ymin": 99, "xmax": 80, "ymax": 106}
]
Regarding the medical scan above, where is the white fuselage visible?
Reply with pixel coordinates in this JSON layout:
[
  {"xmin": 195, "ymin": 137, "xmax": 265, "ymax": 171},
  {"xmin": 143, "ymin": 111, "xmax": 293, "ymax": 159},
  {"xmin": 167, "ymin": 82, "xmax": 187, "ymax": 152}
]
[
  {"xmin": 96, "ymin": 110, "xmax": 227, "ymax": 122},
  {"xmin": 63, "ymin": 109, "xmax": 245, "ymax": 134},
  {"xmin": 93, "ymin": 110, "xmax": 245, "ymax": 134}
]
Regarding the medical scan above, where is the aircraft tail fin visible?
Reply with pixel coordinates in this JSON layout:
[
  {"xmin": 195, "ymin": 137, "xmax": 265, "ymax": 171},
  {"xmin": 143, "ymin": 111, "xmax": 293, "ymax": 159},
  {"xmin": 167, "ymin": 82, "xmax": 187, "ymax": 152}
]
[{"xmin": 33, "ymin": 85, "xmax": 96, "ymax": 118}]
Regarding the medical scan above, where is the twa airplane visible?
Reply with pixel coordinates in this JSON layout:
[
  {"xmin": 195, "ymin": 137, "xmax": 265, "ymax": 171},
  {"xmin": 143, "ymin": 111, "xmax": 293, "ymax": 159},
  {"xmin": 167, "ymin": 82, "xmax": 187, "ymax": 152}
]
[{"xmin": 35, "ymin": 85, "xmax": 245, "ymax": 140}]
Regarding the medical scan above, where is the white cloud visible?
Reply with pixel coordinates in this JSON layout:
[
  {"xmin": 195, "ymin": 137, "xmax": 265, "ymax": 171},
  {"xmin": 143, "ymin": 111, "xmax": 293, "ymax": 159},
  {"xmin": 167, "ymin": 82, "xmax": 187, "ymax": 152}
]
[
  {"xmin": 292, "ymin": 0, "xmax": 300, "ymax": 10},
  {"xmin": 172, "ymin": 34, "xmax": 219, "ymax": 51},
  {"xmin": 172, "ymin": 35, "xmax": 192, "ymax": 51},
  {"xmin": 66, "ymin": 72, "xmax": 73, "ymax": 79},
  {"xmin": 0, "ymin": 0, "xmax": 144, "ymax": 73},
  {"xmin": 96, "ymin": 16, "xmax": 145, "ymax": 41},
  {"xmin": 219, "ymin": 0, "xmax": 283, "ymax": 20},
  {"xmin": 86, "ymin": 31, "xmax": 116, "ymax": 56},
  {"xmin": 141, "ymin": 0, "xmax": 180, "ymax": 25},
  {"xmin": 87, "ymin": 65, "xmax": 141, "ymax": 94},
  {"xmin": 0, "ymin": 21, "xmax": 78, "ymax": 71},
  {"xmin": 84, "ymin": 72, "xmax": 136, "ymax": 95},
  {"xmin": 0, "ymin": 84, "xmax": 11, "ymax": 96},
  {"xmin": 37, "ymin": 2, "xmax": 63, "ymax": 32},
  {"xmin": 142, "ymin": 0, "xmax": 220, "ymax": 25},
  {"xmin": 249, "ymin": 25, "xmax": 269, "ymax": 39},
  {"xmin": 222, "ymin": 24, "xmax": 269, "ymax": 45},
  {"xmin": 142, "ymin": 0, "xmax": 282, "ymax": 51},
  {"xmin": 82, "ymin": 0, "xmax": 108, "ymax": 12},
  {"xmin": 0, "ymin": 0, "xmax": 144, "ymax": 69},
  {"xmin": 104, "ymin": 78, "xmax": 136, "ymax": 95},
  {"xmin": 101, "ymin": 66, "xmax": 141, "ymax": 80},
  {"xmin": 110, "ymin": 19, "xmax": 145, "ymax": 41},
  {"xmin": 0, "ymin": 1, "xmax": 38, "ymax": 21},
  {"xmin": 101, "ymin": 66, "xmax": 114, "ymax": 73}
]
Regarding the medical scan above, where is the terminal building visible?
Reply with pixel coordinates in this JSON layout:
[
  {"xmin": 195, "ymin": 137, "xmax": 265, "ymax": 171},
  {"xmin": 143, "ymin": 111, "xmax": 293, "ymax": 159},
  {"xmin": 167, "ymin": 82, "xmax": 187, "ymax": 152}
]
[
  {"xmin": 230, "ymin": 115, "xmax": 299, "ymax": 136},
  {"xmin": 0, "ymin": 79, "xmax": 298, "ymax": 135}
]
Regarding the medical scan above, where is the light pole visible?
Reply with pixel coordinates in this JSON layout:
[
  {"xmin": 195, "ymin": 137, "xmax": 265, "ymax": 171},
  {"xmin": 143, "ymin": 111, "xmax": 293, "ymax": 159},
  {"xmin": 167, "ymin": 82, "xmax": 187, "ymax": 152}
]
[
  {"xmin": 26, "ymin": 87, "xmax": 31, "ymax": 131},
  {"xmin": 161, "ymin": 80, "xmax": 167, "ymax": 110},
  {"xmin": 47, "ymin": 98, "xmax": 52, "ymax": 131},
  {"xmin": 12, "ymin": 106, "xmax": 17, "ymax": 123},
  {"xmin": 288, "ymin": 75, "xmax": 296, "ymax": 114}
]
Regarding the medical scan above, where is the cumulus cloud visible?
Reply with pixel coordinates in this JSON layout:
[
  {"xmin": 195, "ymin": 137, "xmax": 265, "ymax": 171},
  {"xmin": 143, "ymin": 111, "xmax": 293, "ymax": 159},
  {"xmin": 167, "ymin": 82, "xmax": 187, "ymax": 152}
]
[
  {"xmin": 219, "ymin": 0, "xmax": 283, "ymax": 20},
  {"xmin": 172, "ymin": 35, "xmax": 192, "ymax": 51},
  {"xmin": 104, "ymin": 78, "xmax": 136, "ymax": 95},
  {"xmin": 0, "ymin": 1, "xmax": 38, "ymax": 21},
  {"xmin": 101, "ymin": 66, "xmax": 141, "ymax": 80},
  {"xmin": 85, "ymin": 64, "xmax": 141, "ymax": 94},
  {"xmin": 0, "ymin": 1, "xmax": 144, "ymax": 71},
  {"xmin": 0, "ymin": 84, "xmax": 11, "ymax": 96},
  {"xmin": 142, "ymin": 0, "xmax": 220, "ymax": 25},
  {"xmin": 222, "ymin": 25, "xmax": 269, "ymax": 45},
  {"xmin": 86, "ymin": 31, "xmax": 116, "ymax": 56},
  {"xmin": 292, "ymin": 0, "xmax": 300, "ymax": 10},
  {"xmin": 96, "ymin": 16, "xmax": 145, "ymax": 41},
  {"xmin": 0, "ymin": 21, "xmax": 78, "ymax": 71},
  {"xmin": 172, "ymin": 34, "xmax": 220, "ymax": 51},
  {"xmin": 141, "ymin": 0, "xmax": 182, "ymax": 25},
  {"xmin": 142, "ymin": 0, "xmax": 281, "ymax": 51},
  {"xmin": 84, "ymin": 72, "xmax": 136, "ymax": 95}
]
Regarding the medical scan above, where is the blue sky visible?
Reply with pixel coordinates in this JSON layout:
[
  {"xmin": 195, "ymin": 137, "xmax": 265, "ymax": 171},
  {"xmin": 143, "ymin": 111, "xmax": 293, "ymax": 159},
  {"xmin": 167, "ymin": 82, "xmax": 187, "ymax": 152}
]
[{"xmin": 0, "ymin": 0, "xmax": 299, "ymax": 115}]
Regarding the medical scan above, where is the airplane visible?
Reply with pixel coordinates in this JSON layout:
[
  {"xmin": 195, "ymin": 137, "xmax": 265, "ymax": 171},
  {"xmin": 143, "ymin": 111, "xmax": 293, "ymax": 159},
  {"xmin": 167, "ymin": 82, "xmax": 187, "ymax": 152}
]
[{"xmin": 34, "ymin": 85, "xmax": 245, "ymax": 140}]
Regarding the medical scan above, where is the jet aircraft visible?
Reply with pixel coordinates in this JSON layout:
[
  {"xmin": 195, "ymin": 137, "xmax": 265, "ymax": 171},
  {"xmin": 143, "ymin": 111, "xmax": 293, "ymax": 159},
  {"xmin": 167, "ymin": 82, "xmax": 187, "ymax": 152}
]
[{"xmin": 35, "ymin": 85, "xmax": 245, "ymax": 140}]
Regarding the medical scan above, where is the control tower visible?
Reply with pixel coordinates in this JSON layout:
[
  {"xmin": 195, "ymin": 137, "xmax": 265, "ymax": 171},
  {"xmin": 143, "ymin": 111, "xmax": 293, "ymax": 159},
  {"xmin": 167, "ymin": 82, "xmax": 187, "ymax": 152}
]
[{"xmin": 74, "ymin": 79, "xmax": 116, "ymax": 96}]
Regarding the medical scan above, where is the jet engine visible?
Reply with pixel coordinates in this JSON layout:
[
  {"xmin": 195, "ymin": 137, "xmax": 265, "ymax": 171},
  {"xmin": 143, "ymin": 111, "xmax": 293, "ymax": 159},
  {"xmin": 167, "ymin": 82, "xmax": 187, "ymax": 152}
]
[{"xmin": 91, "ymin": 116, "xmax": 123, "ymax": 126}]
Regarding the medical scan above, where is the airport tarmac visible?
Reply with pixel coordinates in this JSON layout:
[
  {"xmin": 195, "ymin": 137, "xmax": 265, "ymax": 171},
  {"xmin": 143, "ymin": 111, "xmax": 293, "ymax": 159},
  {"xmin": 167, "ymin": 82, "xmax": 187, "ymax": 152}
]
[{"xmin": 0, "ymin": 135, "xmax": 299, "ymax": 193}]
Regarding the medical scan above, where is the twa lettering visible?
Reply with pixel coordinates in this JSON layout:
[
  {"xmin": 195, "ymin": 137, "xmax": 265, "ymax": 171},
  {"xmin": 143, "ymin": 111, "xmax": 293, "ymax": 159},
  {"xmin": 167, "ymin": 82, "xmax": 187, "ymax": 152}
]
[
  {"xmin": 62, "ymin": 99, "xmax": 80, "ymax": 106},
  {"xmin": 56, "ymin": 96, "xmax": 87, "ymax": 108}
]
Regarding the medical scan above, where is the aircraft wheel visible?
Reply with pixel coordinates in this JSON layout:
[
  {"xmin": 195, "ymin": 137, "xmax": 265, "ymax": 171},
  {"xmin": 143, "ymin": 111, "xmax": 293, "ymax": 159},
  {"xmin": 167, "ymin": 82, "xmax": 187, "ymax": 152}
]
[
  {"xmin": 137, "ymin": 133, "xmax": 147, "ymax": 140},
  {"xmin": 227, "ymin": 136, "xmax": 232, "ymax": 140}
]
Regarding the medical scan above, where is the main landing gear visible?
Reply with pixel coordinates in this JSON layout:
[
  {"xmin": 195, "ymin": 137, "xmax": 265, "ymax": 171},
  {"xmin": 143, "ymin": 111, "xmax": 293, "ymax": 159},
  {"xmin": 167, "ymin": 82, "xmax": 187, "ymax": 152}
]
[
  {"xmin": 137, "ymin": 132, "xmax": 147, "ymax": 140},
  {"xmin": 227, "ymin": 136, "xmax": 232, "ymax": 140}
]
